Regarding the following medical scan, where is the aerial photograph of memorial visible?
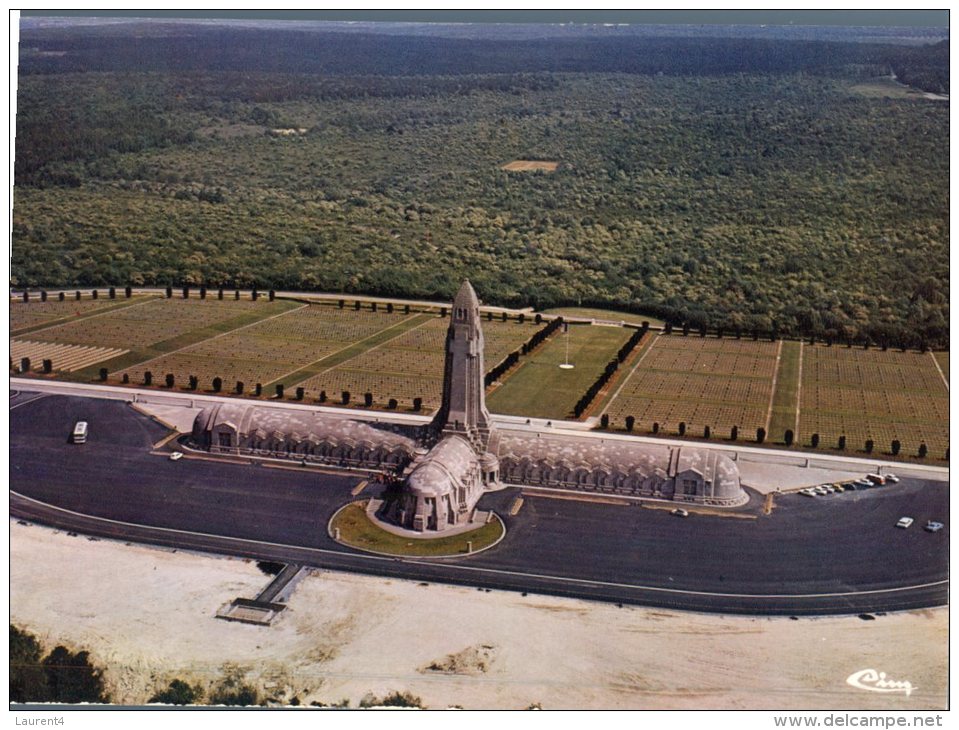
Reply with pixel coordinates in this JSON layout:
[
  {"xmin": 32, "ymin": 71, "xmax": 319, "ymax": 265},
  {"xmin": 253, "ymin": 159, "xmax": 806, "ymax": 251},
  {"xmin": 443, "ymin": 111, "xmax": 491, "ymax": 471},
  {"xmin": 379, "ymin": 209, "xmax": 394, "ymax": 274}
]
[{"xmin": 9, "ymin": 10, "xmax": 949, "ymax": 712}]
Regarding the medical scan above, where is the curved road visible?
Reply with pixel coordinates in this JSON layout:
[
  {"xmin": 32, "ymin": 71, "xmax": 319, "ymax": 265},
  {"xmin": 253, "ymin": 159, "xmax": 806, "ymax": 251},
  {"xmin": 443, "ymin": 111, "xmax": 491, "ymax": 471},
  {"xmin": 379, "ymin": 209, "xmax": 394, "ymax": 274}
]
[{"xmin": 10, "ymin": 393, "xmax": 949, "ymax": 615}]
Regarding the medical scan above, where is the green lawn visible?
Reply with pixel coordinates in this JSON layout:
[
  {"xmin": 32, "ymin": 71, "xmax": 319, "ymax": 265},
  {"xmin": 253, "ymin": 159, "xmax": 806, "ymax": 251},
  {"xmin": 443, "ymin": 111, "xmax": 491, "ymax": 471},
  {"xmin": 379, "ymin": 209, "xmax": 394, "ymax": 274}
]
[
  {"xmin": 487, "ymin": 323, "xmax": 631, "ymax": 419},
  {"xmin": 541, "ymin": 307, "xmax": 665, "ymax": 328},
  {"xmin": 767, "ymin": 340, "xmax": 801, "ymax": 443},
  {"xmin": 331, "ymin": 501, "xmax": 504, "ymax": 557}
]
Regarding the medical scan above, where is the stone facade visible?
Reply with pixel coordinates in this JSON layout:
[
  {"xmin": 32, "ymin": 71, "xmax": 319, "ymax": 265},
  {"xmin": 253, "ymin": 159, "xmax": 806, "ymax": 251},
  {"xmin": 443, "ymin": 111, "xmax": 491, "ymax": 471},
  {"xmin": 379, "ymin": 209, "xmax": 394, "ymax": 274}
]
[
  {"xmin": 190, "ymin": 402, "xmax": 416, "ymax": 471},
  {"xmin": 494, "ymin": 430, "xmax": 745, "ymax": 506},
  {"xmin": 386, "ymin": 281, "xmax": 501, "ymax": 531}
]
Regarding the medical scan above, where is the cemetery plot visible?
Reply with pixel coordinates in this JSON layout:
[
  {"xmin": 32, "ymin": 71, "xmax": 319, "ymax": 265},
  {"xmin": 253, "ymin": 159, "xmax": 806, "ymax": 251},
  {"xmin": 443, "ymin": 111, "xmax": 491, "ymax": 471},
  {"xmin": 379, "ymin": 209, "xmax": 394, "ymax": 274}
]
[
  {"xmin": 11, "ymin": 296, "xmax": 141, "ymax": 332},
  {"xmin": 799, "ymin": 345, "xmax": 949, "ymax": 457},
  {"xmin": 117, "ymin": 303, "xmax": 412, "ymax": 391},
  {"xmin": 25, "ymin": 297, "xmax": 267, "ymax": 350},
  {"xmin": 295, "ymin": 316, "xmax": 541, "ymax": 411},
  {"xmin": 318, "ymin": 370, "xmax": 445, "ymax": 411},
  {"xmin": 605, "ymin": 335, "xmax": 779, "ymax": 435},
  {"xmin": 483, "ymin": 319, "xmax": 543, "ymax": 366},
  {"xmin": 11, "ymin": 339, "xmax": 128, "ymax": 373}
]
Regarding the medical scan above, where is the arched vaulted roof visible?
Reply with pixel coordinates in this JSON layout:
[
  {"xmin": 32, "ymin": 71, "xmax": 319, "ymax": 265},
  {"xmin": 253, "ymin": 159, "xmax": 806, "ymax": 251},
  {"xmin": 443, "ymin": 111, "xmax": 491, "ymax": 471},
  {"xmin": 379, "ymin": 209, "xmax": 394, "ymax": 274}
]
[{"xmin": 192, "ymin": 403, "xmax": 416, "ymax": 454}]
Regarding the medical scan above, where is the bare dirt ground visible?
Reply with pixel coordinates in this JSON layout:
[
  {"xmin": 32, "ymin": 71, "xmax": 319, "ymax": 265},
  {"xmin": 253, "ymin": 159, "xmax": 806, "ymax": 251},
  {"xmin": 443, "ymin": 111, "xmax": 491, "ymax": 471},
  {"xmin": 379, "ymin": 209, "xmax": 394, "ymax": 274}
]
[
  {"xmin": 501, "ymin": 160, "xmax": 560, "ymax": 172},
  {"xmin": 10, "ymin": 521, "xmax": 946, "ymax": 710}
]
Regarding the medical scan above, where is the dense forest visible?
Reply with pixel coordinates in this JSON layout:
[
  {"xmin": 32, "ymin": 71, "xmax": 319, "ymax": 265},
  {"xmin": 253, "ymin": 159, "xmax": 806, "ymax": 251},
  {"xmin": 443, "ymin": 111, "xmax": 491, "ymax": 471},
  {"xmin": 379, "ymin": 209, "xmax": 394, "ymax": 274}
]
[{"xmin": 12, "ymin": 22, "xmax": 950, "ymax": 347}]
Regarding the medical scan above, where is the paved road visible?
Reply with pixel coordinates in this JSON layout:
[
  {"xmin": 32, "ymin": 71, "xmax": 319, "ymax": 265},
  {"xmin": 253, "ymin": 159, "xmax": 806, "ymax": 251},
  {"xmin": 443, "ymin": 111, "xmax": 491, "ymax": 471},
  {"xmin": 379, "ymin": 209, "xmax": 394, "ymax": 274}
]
[{"xmin": 10, "ymin": 394, "xmax": 949, "ymax": 615}]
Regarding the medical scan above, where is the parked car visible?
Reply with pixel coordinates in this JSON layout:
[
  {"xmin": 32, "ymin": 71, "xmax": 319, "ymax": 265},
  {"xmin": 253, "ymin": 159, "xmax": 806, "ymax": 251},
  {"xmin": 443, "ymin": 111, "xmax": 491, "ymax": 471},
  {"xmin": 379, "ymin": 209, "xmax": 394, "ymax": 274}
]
[
  {"xmin": 671, "ymin": 508, "xmax": 689, "ymax": 518},
  {"xmin": 799, "ymin": 489, "xmax": 816, "ymax": 498},
  {"xmin": 169, "ymin": 451, "xmax": 183, "ymax": 461},
  {"xmin": 924, "ymin": 521, "xmax": 944, "ymax": 533},
  {"xmin": 854, "ymin": 479, "xmax": 872, "ymax": 489},
  {"xmin": 885, "ymin": 474, "xmax": 900, "ymax": 484},
  {"xmin": 896, "ymin": 517, "xmax": 914, "ymax": 529}
]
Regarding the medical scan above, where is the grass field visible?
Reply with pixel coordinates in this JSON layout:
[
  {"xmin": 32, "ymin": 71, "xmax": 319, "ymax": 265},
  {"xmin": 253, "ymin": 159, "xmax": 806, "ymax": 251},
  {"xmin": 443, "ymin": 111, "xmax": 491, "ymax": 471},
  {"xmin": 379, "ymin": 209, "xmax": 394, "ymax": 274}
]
[
  {"xmin": 604, "ymin": 334, "xmax": 779, "ymax": 437},
  {"xmin": 486, "ymin": 323, "xmax": 631, "ymax": 419},
  {"xmin": 798, "ymin": 345, "xmax": 949, "ymax": 459},
  {"xmin": 541, "ymin": 307, "xmax": 665, "ymax": 327},
  {"xmin": 330, "ymin": 501, "xmax": 504, "ymax": 557},
  {"xmin": 767, "ymin": 340, "xmax": 802, "ymax": 443}
]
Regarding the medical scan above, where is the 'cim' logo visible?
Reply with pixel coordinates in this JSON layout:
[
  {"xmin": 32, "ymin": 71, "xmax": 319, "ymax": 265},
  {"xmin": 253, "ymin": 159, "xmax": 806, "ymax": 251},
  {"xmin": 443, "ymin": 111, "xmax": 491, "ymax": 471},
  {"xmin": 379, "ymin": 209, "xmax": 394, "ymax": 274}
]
[{"xmin": 846, "ymin": 669, "xmax": 915, "ymax": 697}]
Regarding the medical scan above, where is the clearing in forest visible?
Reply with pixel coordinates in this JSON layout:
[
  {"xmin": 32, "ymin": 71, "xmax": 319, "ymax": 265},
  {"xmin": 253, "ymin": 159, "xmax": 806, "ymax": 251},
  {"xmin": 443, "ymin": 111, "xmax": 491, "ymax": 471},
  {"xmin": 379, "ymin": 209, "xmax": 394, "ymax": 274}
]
[{"xmin": 501, "ymin": 160, "xmax": 560, "ymax": 172}]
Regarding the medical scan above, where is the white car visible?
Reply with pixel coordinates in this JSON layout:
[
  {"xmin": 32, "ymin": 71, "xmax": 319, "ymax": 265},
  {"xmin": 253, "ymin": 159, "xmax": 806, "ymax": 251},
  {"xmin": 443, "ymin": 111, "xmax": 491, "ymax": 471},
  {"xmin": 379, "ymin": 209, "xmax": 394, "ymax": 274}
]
[
  {"xmin": 671, "ymin": 508, "xmax": 689, "ymax": 518},
  {"xmin": 169, "ymin": 451, "xmax": 183, "ymax": 461},
  {"xmin": 799, "ymin": 489, "xmax": 816, "ymax": 497},
  {"xmin": 896, "ymin": 517, "xmax": 914, "ymax": 529},
  {"xmin": 885, "ymin": 474, "xmax": 900, "ymax": 484},
  {"xmin": 924, "ymin": 521, "xmax": 944, "ymax": 533}
]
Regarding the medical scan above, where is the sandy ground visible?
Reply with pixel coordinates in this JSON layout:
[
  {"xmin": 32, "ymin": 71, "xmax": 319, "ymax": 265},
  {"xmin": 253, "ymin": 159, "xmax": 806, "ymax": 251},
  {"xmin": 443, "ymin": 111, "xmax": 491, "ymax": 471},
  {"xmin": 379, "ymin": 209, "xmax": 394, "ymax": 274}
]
[{"xmin": 10, "ymin": 521, "xmax": 946, "ymax": 710}]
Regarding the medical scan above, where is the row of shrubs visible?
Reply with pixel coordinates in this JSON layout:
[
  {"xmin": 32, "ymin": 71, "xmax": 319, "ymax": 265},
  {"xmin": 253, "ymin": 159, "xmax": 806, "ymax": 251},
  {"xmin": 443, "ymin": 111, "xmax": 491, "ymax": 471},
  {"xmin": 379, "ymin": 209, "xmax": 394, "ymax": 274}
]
[
  {"xmin": 93, "ymin": 368, "xmax": 428, "ymax": 411},
  {"xmin": 572, "ymin": 322, "xmax": 650, "ymax": 418},
  {"xmin": 484, "ymin": 315, "xmax": 562, "ymax": 387},
  {"xmin": 19, "ymin": 286, "xmax": 132, "ymax": 302},
  {"xmin": 597, "ymin": 416, "xmax": 946, "ymax": 459}
]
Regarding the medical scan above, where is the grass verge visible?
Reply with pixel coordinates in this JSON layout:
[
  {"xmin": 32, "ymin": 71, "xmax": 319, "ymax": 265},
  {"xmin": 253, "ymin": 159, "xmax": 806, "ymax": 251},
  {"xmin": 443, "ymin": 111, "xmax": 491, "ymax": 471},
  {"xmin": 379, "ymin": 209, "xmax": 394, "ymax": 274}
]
[
  {"xmin": 541, "ymin": 306, "xmax": 665, "ymax": 327},
  {"xmin": 768, "ymin": 340, "xmax": 802, "ymax": 444},
  {"xmin": 330, "ymin": 500, "xmax": 504, "ymax": 557}
]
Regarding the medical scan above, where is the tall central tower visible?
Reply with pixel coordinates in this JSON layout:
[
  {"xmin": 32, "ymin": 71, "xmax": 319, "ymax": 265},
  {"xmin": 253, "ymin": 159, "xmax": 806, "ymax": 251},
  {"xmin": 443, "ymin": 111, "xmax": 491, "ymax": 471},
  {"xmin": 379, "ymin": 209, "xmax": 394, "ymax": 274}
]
[{"xmin": 431, "ymin": 280, "xmax": 492, "ymax": 451}]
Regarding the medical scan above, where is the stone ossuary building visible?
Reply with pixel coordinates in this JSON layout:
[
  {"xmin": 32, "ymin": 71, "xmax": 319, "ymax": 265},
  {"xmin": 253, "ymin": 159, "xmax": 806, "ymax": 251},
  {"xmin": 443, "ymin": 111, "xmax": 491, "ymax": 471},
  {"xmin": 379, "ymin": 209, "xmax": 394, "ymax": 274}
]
[{"xmin": 190, "ymin": 280, "xmax": 747, "ymax": 533}]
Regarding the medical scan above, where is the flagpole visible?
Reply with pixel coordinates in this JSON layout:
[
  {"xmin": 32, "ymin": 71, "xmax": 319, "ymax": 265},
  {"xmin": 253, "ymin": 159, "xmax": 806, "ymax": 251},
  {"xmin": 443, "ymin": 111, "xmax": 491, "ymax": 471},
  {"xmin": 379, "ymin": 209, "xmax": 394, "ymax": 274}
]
[{"xmin": 559, "ymin": 321, "xmax": 574, "ymax": 369}]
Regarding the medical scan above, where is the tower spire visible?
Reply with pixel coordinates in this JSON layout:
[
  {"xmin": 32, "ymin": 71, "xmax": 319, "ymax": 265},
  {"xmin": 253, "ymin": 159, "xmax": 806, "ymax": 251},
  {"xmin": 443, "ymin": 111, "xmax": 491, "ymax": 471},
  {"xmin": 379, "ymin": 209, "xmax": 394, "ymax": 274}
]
[{"xmin": 431, "ymin": 280, "xmax": 491, "ymax": 450}]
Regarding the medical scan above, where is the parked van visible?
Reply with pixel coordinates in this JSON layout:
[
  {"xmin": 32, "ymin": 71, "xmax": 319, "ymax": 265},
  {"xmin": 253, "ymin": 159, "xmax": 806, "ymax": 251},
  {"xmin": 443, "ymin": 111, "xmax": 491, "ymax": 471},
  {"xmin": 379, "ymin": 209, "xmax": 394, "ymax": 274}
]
[
  {"xmin": 72, "ymin": 421, "xmax": 88, "ymax": 444},
  {"xmin": 866, "ymin": 474, "xmax": 886, "ymax": 486}
]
